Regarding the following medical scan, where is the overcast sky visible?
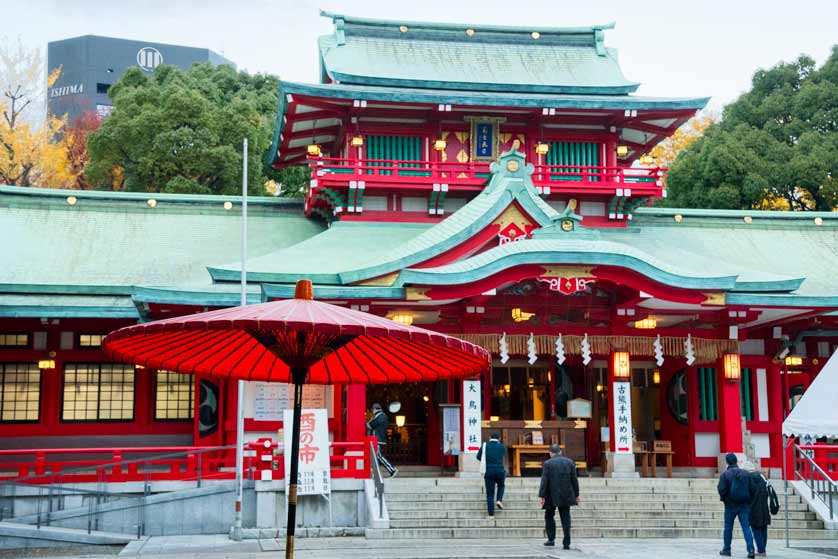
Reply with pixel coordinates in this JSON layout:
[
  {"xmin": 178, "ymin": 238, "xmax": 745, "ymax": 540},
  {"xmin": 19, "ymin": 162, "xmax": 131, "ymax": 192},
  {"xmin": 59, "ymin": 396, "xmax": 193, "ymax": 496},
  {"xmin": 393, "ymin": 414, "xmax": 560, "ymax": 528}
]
[{"xmin": 7, "ymin": 0, "xmax": 837, "ymax": 112}]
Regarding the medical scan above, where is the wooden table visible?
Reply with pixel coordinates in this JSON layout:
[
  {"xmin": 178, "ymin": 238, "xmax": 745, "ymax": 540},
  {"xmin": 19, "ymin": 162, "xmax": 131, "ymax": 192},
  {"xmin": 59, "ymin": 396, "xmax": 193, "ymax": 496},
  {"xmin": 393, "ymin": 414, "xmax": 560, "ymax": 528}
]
[
  {"xmin": 635, "ymin": 449, "xmax": 674, "ymax": 478},
  {"xmin": 511, "ymin": 444, "xmax": 551, "ymax": 477}
]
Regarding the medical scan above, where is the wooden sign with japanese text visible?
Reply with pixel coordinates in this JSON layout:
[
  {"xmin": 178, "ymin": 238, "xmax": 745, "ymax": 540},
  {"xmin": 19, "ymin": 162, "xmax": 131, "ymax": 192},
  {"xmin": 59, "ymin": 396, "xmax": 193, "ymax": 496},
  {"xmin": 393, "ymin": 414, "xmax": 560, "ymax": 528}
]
[
  {"xmin": 612, "ymin": 382, "xmax": 632, "ymax": 454},
  {"xmin": 463, "ymin": 380, "xmax": 482, "ymax": 453},
  {"xmin": 283, "ymin": 408, "xmax": 330, "ymax": 496}
]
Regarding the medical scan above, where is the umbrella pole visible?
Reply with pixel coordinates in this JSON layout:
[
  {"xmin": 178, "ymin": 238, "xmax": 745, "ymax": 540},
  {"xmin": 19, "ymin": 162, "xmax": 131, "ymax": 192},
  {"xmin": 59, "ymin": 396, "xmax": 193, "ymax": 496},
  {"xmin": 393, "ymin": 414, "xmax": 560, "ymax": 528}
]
[{"xmin": 285, "ymin": 373, "xmax": 305, "ymax": 559}]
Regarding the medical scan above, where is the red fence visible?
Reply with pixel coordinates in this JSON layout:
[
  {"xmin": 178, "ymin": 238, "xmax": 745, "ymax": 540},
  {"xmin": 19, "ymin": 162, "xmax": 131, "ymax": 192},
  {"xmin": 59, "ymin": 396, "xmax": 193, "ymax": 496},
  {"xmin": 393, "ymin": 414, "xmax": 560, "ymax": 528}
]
[
  {"xmin": 0, "ymin": 438, "xmax": 375, "ymax": 484},
  {"xmin": 787, "ymin": 440, "xmax": 838, "ymax": 480}
]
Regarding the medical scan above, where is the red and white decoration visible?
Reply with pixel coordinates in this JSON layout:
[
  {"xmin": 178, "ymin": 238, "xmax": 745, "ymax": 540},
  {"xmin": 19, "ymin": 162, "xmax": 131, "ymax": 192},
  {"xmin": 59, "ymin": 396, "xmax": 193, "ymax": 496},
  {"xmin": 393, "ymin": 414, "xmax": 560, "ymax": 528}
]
[
  {"xmin": 498, "ymin": 223, "xmax": 531, "ymax": 245},
  {"xmin": 537, "ymin": 275, "xmax": 595, "ymax": 295}
]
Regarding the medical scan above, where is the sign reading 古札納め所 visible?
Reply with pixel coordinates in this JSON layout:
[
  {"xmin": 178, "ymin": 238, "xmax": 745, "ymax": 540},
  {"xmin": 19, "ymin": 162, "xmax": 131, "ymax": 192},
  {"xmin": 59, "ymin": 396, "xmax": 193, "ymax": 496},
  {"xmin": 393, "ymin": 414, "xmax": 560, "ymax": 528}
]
[
  {"xmin": 612, "ymin": 381, "xmax": 632, "ymax": 453},
  {"xmin": 283, "ymin": 408, "xmax": 330, "ymax": 496},
  {"xmin": 462, "ymin": 380, "xmax": 481, "ymax": 453}
]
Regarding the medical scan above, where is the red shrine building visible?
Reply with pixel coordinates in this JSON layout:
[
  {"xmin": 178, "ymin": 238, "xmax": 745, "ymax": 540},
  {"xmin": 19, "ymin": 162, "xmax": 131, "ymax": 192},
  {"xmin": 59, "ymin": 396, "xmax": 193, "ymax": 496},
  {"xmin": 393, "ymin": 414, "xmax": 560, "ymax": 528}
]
[{"xmin": 1, "ymin": 12, "xmax": 837, "ymax": 476}]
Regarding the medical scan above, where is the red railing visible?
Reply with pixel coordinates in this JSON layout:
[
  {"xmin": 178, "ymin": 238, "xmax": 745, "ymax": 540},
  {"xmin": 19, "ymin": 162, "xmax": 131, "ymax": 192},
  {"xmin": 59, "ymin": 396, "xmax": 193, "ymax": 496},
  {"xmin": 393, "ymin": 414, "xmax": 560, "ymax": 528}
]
[
  {"xmin": 0, "ymin": 438, "xmax": 375, "ymax": 484},
  {"xmin": 787, "ymin": 441, "xmax": 838, "ymax": 481},
  {"xmin": 309, "ymin": 156, "xmax": 665, "ymax": 192}
]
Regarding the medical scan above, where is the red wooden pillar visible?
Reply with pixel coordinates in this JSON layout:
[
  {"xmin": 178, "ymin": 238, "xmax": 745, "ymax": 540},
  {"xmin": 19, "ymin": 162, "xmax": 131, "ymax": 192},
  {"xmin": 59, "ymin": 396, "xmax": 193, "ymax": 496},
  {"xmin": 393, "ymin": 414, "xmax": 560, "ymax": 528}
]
[
  {"xmin": 766, "ymin": 362, "xmax": 784, "ymax": 467},
  {"xmin": 345, "ymin": 384, "xmax": 367, "ymax": 442},
  {"xmin": 717, "ymin": 360, "xmax": 743, "ymax": 454}
]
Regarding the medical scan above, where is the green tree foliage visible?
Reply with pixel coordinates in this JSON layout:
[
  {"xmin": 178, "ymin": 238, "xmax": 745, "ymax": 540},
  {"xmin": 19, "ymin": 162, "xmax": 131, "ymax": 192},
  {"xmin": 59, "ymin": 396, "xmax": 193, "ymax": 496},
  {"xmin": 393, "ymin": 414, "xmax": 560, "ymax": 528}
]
[
  {"xmin": 86, "ymin": 63, "xmax": 307, "ymax": 196},
  {"xmin": 665, "ymin": 47, "xmax": 838, "ymax": 211}
]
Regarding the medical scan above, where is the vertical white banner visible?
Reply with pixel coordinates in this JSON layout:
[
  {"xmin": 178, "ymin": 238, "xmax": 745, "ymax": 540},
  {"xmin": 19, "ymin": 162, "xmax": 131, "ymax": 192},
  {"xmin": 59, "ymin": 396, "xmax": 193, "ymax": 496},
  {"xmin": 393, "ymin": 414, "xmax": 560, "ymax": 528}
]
[
  {"xmin": 612, "ymin": 381, "xmax": 632, "ymax": 454},
  {"xmin": 462, "ymin": 380, "xmax": 482, "ymax": 454},
  {"xmin": 283, "ymin": 408, "xmax": 331, "ymax": 496}
]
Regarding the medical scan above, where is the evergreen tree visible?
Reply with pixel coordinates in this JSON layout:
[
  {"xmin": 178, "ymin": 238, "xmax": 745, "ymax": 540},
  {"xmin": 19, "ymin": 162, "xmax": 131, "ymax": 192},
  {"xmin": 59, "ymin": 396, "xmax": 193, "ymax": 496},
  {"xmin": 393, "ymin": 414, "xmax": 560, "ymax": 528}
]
[
  {"xmin": 86, "ymin": 63, "xmax": 307, "ymax": 196},
  {"xmin": 664, "ymin": 47, "xmax": 838, "ymax": 210}
]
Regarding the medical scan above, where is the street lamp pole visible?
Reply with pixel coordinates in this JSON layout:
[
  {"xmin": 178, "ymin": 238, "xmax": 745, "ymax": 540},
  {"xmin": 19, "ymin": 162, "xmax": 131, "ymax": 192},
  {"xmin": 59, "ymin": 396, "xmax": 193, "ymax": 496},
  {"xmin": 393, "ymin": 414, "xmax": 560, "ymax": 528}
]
[{"xmin": 231, "ymin": 137, "xmax": 248, "ymax": 541}]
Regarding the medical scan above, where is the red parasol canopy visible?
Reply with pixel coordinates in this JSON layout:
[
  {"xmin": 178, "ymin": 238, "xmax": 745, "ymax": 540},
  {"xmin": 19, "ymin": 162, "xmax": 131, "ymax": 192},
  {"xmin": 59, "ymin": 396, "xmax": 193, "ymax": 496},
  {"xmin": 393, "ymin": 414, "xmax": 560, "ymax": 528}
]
[
  {"xmin": 104, "ymin": 287, "xmax": 488, "ymax": 383},
  {"xmin": 103, "ymin": 280, "xmax": 488, "ymax": 559}
]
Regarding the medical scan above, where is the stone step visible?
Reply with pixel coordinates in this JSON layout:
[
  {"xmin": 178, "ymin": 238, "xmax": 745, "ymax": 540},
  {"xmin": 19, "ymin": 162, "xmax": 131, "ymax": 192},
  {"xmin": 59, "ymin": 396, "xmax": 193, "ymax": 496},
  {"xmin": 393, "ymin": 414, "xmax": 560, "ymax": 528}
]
[
  {"xmin": 387, "ymin": 517, "xmax": 824, "ymax": 530},
  {"xmin": 385, "ymin": 500, "xmax": 811, "ymax": 512},
  {"xmin": 388, "ymin": 508, "xmax": 819, "ymax": 521},
  {"xmin": 384, "ymin": 490, "xmax": 773, "ymax": 500},
  {"xmin": 385, "ymin": 478, "xmax": 722, "ymax": 489},
  {"xmin": 385, "ymin": 487, "xmax": 728, "ymax": 496},
  {"xmin": 366, "ymin": 526, "xmax": 838, "ymax": 540}
]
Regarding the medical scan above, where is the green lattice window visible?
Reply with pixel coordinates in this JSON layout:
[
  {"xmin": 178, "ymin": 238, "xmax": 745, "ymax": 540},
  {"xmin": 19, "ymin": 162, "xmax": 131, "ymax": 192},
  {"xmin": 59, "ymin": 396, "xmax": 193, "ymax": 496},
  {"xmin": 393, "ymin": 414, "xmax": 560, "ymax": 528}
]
[
  {"xmin": 545, "ymin": 141, "xmax": 601, "ymax": 181},
  {"xmin": 698, "ymin": 367, "xmax": 718, "ymax": 421},
  {"xmin": 740, "ymin": 368, "xmax": 754, "ymax": 421},
  {"xmin": 366, "ymin": 135, "xmax": 427, "ymax": 176}
]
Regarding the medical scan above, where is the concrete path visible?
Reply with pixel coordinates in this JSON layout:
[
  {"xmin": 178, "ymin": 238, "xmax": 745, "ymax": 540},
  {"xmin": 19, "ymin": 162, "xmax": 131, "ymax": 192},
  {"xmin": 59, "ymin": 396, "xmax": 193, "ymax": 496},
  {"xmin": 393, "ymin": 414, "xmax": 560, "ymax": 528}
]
[{"xmin": 24, "ymin": 536, "xmax": 838, "ymax": 559}]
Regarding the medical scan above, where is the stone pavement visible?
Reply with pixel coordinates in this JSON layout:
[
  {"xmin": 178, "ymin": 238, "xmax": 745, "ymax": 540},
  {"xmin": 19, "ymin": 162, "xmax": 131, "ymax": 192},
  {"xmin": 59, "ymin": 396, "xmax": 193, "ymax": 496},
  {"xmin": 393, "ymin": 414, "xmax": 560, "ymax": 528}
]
[{"xmin": 27, "ymin": 536, "xmax": 838, "ymax": 559}]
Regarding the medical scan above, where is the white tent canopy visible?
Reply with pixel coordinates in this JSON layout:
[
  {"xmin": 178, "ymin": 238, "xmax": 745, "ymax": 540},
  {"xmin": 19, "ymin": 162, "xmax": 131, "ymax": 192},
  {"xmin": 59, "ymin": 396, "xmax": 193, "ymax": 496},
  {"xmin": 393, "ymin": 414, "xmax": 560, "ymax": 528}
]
[{"xmin": 783, "ymin": 349, "xmax": 838, "ymax": 439}]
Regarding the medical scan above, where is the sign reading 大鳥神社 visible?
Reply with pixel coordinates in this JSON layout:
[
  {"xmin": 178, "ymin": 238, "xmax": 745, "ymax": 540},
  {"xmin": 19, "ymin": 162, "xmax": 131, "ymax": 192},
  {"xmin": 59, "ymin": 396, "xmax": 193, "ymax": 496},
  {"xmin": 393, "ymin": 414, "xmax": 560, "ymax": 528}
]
[
  {"xmin": 463, "ymin": 380, "xmax": 482, "ymax": 453},
  {"xmin": 612, "ymin": 382, "xmax": 632, "ymax": 454},
  {"xmin": 283, "ymin": 408, "xmax": 330, "ymax": 496}
]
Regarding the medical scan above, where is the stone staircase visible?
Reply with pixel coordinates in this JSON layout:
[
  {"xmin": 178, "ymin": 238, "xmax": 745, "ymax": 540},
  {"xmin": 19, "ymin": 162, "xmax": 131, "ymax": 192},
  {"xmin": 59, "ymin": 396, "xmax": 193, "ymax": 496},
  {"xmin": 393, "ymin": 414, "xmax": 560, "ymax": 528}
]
[{"xmin": 367, "ymin": 477, "xmax": 836, "ymax": 540}]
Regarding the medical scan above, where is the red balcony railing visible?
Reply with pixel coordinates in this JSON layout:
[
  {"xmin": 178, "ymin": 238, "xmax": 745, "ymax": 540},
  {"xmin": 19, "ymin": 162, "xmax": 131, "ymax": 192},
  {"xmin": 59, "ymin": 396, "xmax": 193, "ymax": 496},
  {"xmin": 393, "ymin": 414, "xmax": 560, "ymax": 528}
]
[{"xmin": 309, "ymin": 156, "xmax": 666, "ymax": 194}]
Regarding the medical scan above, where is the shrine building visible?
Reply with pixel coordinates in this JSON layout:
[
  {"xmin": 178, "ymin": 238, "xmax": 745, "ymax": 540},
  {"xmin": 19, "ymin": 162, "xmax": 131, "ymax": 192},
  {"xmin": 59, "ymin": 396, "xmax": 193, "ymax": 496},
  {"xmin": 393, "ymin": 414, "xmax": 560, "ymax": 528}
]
[{"xmin": 1, "ymin": 12, "xmax": 837, "ymax": 476}]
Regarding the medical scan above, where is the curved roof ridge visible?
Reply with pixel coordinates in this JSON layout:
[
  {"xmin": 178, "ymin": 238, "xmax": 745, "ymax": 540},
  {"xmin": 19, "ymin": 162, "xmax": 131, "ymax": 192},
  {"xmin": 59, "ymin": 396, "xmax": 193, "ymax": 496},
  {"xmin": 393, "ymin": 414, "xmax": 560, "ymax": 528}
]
[{"xmin": 321, "ymin": 11, "xmax": 616, "ymax": 37}]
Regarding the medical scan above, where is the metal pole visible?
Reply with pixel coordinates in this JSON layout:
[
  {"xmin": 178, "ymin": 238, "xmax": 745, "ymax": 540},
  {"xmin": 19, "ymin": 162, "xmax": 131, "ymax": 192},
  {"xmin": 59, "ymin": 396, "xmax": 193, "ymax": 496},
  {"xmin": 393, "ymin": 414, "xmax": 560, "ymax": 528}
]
[
  {"xmin": 285, "ymin": 372, "xmax": 305, "ymax": 559},
  {"xmin": 783, "ymin": 435, "xmax": 790, "ymax": 548},
  {"xmin": 231, "ymin": 137, "xmax": 248, "ymax": 541}
]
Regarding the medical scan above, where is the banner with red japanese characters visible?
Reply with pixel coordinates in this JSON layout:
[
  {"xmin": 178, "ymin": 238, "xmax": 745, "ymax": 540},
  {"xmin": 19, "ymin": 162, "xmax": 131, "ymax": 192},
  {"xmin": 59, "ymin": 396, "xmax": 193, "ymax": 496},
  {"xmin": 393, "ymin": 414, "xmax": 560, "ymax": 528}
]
[{"xmin": 283, "ymin": 408, "xmax": 331, "ymax": 496}]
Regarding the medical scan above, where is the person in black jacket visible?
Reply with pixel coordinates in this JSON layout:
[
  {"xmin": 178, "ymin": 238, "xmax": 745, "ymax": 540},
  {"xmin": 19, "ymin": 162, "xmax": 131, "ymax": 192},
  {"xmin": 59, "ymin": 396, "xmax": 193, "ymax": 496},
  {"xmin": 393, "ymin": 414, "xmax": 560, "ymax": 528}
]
[
  {"xmin": 476, "ymin": 431, "xmax": 506, "ymax": 519},
  {"xmin": 749, "ymin": 469, "xmax": 771, "ymax": 556},
  {"xmin": 718, "ymin": 453, "xmax": 755, "ymax": 558},
  {"xmin": 538, "ymin": 444, "xmax": 580, "ymax": 549},
  {"xmin": 366, "ymin": 403, "xmax": 397, "ymax": 477}
]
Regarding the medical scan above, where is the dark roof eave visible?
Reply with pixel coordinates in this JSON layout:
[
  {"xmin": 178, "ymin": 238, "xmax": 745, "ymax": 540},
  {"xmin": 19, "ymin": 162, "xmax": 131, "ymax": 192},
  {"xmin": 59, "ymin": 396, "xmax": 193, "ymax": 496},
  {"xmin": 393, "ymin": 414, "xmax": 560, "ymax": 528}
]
[{"xmin": 269, "ymin": 80, "xmax": 710, "ymax": 167}]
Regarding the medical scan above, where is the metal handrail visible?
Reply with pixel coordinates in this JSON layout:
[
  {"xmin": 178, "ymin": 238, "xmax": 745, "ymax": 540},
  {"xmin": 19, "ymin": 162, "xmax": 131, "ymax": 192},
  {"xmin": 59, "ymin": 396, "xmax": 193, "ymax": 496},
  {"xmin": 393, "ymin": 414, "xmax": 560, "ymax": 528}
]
[
  {"xmin": 793, "ymin": 444, "xmax": 837, "ymax": 520},
  {"xmin": 369, "ymin": 441, "xmax": 385, "ymax": 520}
]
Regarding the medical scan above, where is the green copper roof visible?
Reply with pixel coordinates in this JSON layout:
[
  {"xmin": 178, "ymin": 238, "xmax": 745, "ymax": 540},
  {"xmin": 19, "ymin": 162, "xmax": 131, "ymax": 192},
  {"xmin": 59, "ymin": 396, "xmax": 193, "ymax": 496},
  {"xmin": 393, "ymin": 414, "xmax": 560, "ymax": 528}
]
[
  {"xmin": 0, "ymin": 186, "xmax": 323, "ymax": 305},
  {"xmin": 319, "ymin": 12, "xmax": 637, "ymax": 94},
  {"xmin": 0, "ymin": 294, "xmax": 139, "ymax": 318},
  {"xmin": 208, "ymin": 221, "xmax": 433, "ymax": 284}
]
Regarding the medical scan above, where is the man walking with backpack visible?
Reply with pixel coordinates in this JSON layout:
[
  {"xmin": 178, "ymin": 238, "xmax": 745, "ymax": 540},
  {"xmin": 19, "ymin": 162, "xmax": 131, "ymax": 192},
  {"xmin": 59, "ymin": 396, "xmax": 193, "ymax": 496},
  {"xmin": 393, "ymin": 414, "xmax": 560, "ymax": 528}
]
[{"xmin": 718, "ymin": 453, "xmax": 755, "ymax": 558}]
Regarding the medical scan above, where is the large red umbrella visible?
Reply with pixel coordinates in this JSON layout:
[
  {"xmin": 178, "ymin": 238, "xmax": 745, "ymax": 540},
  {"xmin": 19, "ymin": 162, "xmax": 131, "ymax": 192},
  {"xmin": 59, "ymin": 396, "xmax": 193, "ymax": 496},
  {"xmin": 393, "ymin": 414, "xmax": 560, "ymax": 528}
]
[{"xmin": 103, "ymin": 279, "xmax": 489, "ymax": 558}]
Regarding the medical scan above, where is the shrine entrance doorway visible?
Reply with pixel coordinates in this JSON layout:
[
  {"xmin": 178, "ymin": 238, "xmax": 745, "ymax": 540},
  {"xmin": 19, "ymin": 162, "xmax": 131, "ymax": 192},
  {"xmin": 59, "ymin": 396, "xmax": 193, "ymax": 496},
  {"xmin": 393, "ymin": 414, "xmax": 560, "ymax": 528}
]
[{"xmin": 366, "ymin": 382, "xmax": 432, "ymax": 465}]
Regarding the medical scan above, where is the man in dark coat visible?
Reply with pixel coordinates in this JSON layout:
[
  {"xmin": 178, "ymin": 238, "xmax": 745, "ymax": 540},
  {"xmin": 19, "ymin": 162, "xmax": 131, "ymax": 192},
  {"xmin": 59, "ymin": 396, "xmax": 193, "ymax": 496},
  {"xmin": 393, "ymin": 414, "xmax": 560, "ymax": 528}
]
[
  {"xmin": 476, "ymin": 431, "xmax": 506, "ymax": 519},
  {"xmin": 538, "ymin": 444, "xmax": 579, "ymax": 549},
  {"xmin": 749, "ymin": 470, "xmax": 771, "ymax": 556},
  {"xmin": 717, "ymin": 453, "xmax": 755, "ymax": 558},
  {"xmin": 366, "ymin": 403, "xmax": 397, "ymax": 477}
]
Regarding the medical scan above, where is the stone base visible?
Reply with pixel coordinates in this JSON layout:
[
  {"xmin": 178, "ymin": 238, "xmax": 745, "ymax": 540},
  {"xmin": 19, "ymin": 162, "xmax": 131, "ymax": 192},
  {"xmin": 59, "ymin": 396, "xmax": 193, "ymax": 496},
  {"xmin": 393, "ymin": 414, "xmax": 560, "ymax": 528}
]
[
  {"xmin": 718, "ymin": 452, "xmax": 754, "ymax": 474},
  {"xmin": 606, "ymin": 452, "xmax": 639, "ymax": 479},
  {"xmin": 456, "ymin": 453, "xmax": 482, "ymax": 478}
]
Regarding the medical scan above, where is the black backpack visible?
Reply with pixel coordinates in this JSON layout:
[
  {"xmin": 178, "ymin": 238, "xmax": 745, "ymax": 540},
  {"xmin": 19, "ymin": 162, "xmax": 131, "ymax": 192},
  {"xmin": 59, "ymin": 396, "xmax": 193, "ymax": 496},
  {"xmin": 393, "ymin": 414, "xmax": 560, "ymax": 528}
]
[
  {"xmin": 767, "ymin": 481, "xmax": 780, "ymax": 515},
  {"xmin": 729, "ymin": 468, "xmax": 751, "ymax": 504}
]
